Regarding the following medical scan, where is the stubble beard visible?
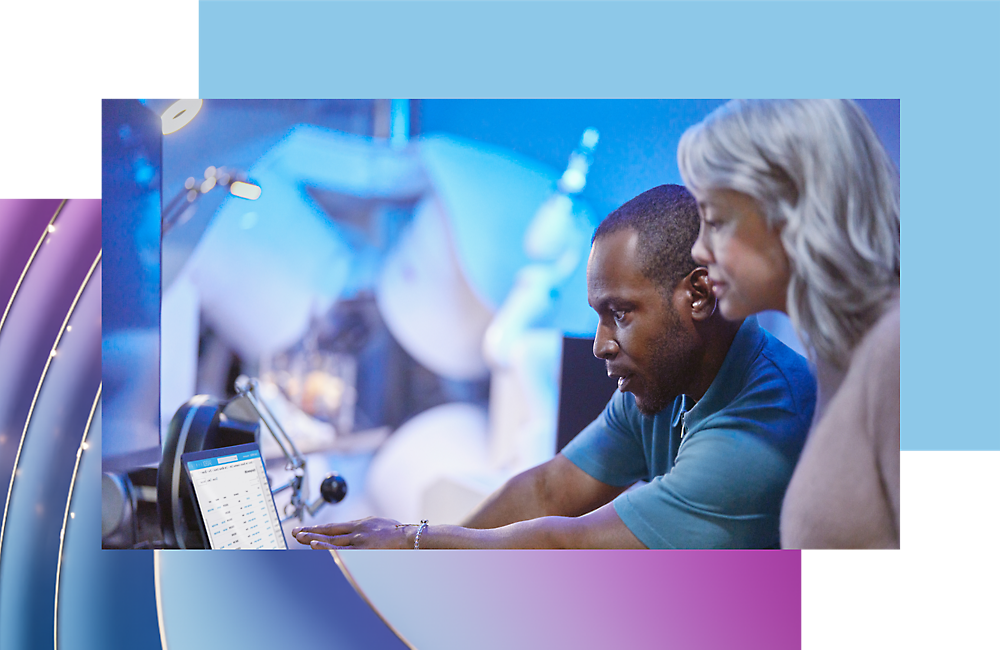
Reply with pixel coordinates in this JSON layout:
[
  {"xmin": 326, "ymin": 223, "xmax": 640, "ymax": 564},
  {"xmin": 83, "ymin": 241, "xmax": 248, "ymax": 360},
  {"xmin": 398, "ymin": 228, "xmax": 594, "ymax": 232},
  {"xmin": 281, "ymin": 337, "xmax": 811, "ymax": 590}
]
[{"xmin": 632, "ymin": 327, "xmax": 694, "ymax": 417}]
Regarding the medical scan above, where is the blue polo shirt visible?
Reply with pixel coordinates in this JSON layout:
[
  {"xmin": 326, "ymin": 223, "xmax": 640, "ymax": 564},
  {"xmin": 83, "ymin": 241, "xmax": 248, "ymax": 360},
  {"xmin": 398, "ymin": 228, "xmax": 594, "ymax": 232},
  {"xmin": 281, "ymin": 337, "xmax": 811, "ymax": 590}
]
[{"xmin": 561, "ymin": 316, "xmax": 815, "ymax": 549}]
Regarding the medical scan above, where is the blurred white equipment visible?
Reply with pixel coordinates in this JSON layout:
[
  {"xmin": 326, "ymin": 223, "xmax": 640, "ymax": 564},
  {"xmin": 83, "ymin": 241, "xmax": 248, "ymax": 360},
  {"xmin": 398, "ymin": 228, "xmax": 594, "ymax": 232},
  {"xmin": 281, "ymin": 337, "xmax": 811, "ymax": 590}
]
[
  {"xmin": 160, "ymin": 127, "xmax": 429, "ymax": 440},
  {"xmin": 159, "ymin": 123, "xmax": 600, "ymax": 525},
  {"xmin": 484, "ymin": 129, "xmax": 599, "ymax": 472},
  {"xmin": 369, "ymin": 131, "xmax": 598, "ymax": 522},
  {"xmin": 183, "ymin": 127, "xmax": 428, "ymax": 360}
]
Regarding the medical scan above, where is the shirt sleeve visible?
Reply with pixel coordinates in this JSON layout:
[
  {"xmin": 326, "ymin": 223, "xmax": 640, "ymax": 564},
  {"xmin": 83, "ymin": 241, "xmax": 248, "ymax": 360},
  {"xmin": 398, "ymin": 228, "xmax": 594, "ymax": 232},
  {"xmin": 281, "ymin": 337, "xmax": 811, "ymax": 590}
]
[
  {"xmin": 613, "ymin": 425, "xmax": 794, "ymax": 549},
  {"xmin": 560, "ymin": 390, "xmax": 649, "ymax": 488}
]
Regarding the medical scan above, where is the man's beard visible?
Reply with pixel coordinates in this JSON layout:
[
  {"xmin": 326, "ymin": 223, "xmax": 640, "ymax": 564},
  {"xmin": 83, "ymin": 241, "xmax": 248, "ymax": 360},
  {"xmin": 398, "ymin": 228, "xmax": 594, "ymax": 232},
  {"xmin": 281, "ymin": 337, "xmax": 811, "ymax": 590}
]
[{"xmin": 631, "ymin": 327, "xmax": 694, "ymax": 417}]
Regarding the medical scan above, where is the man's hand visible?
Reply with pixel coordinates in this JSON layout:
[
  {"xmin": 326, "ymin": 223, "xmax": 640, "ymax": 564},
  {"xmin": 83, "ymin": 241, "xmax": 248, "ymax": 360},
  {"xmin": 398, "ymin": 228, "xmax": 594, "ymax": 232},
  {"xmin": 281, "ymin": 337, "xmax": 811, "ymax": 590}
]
[{"xmin": 292, "ymin": 517, "xmax": 413, "ymax": 549}]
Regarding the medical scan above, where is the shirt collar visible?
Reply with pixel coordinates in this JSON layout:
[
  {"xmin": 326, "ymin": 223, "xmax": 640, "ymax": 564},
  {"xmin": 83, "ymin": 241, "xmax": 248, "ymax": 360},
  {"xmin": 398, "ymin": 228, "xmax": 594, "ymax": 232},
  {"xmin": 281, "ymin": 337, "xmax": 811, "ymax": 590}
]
[{"xmin": 684, "ymin": 316, "xmax": 765, "ymax": 428}]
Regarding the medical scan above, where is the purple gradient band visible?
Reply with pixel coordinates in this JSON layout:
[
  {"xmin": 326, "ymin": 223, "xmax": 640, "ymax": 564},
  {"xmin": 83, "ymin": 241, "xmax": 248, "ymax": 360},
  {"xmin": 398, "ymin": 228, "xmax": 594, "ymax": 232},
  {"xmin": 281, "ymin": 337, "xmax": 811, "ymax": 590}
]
[{"xmin": 338, "ymin": 549, "xmax": 800, "ymax": 650}]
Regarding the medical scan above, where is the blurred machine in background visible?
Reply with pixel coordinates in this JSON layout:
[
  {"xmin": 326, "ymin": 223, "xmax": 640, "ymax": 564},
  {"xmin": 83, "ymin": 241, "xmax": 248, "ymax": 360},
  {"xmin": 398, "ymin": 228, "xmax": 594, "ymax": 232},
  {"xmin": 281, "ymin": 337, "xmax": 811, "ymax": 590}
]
[
  {"xmin": 160, "ymin": 111, "xmax": 600, "ymax": 527},
  {"xmin": 368, "ymin": 129, "xmax": 601, "ymax": 522}
]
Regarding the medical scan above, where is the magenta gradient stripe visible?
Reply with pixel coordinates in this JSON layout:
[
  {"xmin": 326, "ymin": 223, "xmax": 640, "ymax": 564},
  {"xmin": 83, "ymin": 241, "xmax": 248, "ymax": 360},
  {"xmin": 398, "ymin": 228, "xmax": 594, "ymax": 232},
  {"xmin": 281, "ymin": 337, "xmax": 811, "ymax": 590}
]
[
  {"xmin": 337, "ymin": 549, "xmax": 800, "ymax": 650},
  {"xmin": 0, "ymin": 199, "xmax": 63, "ymax": 313}
]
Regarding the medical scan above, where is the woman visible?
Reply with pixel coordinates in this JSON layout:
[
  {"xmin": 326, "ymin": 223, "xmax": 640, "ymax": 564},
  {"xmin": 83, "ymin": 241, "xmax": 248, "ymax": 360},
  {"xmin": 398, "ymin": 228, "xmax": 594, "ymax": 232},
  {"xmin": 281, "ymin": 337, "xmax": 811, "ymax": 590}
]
[{"xmin": 677, "ymin": 99, "xmax": 900, "ymax": 549}]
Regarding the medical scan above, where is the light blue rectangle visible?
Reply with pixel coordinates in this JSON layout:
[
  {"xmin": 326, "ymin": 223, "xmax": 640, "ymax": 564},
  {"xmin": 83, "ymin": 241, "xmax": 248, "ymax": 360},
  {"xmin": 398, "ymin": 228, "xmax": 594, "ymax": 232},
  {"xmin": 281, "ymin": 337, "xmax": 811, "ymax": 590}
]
[
  {"xmin": 200, "ymin": 0, "xmax": 1000, "ymax": 451},
  {"xmin": 186, "ymin": 449, "xmax": 260, "ymax": 470}
]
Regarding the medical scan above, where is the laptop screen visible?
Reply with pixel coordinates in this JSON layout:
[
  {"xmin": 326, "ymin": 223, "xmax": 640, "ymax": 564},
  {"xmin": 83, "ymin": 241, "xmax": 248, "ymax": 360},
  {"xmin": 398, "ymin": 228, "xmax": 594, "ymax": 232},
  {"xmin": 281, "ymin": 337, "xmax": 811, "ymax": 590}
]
[{"xmin": 181, "ymin": 443, "xmax": 287, "ymax": 549}]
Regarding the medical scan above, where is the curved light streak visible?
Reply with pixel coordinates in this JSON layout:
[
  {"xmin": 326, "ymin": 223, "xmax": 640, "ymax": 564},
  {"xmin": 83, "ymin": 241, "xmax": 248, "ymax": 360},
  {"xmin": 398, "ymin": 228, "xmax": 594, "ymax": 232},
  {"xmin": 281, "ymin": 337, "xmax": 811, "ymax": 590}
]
[
  {"xmin": 0, "ymin": 251, "xmax": 102, "ymax": 565},
  {"xmin": 53, "ymin": 383, "xmax": 101, "ymax": 650},
  {"xmin": 154, "ymin": 551, "xmax": 168, "ymax": 650},
  {"xmin": 330, "ymin": 550, "xmax": 418, "ymax": 650},
  {"xmin": 0, "ymin": 200, "xmax": 66, "ymax": 343}
]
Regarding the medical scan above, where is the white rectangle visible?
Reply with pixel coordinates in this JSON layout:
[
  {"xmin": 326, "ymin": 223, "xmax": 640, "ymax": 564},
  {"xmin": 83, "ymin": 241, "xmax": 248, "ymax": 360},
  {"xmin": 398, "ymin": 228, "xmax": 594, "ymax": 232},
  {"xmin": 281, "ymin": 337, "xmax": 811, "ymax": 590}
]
[
  {"xmin": 802, "ymin": 450, "xmax": 1000, "ymax": 649},
  {"xmin": 187, "ymin": 455, "xmax": 286, "ymax": 550}
]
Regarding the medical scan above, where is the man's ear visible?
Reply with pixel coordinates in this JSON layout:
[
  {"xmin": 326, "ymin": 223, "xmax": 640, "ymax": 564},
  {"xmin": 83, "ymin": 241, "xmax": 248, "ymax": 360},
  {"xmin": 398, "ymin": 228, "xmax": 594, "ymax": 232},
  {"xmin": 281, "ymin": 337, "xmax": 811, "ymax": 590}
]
[{"xmin": 686, "ymin": 268, "xmax": 717, "ymax": 322}]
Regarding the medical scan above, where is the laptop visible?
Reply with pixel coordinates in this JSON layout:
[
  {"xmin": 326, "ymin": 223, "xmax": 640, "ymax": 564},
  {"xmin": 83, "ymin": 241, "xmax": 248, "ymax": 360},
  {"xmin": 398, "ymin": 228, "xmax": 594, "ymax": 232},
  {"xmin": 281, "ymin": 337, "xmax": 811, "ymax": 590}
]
[{"xmin": 181, "ymin": 443, "xmax": 288, "ymax": 549}]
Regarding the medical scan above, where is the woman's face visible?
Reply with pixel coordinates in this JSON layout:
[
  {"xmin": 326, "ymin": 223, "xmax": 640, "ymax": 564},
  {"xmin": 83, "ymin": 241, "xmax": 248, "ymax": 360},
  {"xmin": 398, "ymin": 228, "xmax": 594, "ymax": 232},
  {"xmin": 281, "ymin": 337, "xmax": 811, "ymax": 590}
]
[{"xmin": 690, "ymin": 189, "xmax": 791, "ymax": 320}]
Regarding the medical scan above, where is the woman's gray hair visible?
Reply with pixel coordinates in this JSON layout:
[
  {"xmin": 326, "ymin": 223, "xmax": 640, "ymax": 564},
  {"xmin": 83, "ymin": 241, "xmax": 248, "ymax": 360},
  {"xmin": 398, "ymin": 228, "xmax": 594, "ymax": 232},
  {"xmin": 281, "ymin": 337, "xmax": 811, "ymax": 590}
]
[{"xmin": 678, "ymin": 99, "xmax": 900, "ymax": 369}]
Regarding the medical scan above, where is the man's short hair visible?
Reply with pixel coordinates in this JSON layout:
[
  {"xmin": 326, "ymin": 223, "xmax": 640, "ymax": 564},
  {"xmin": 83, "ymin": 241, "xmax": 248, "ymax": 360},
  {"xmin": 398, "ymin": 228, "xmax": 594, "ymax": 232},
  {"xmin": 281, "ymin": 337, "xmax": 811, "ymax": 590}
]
[{"xmin": 592, "ymin": 184, "xmax": 701, "ymax": 293}]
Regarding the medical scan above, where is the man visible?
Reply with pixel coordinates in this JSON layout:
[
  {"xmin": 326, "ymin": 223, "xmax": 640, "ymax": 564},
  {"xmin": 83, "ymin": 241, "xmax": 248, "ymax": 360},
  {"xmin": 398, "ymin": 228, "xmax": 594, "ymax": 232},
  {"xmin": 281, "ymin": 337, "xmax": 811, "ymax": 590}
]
[{"xmin": 293, "ymin": 184, "xmax": 815, "ymax": 549}]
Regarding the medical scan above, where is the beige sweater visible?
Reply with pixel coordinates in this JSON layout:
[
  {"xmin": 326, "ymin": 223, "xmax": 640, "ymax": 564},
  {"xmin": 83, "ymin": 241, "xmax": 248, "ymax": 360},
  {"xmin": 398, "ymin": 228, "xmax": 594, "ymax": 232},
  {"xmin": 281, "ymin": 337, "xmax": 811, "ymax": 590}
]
[{"xmin": 780, "ymin": 297, "xmax": 900, "ymax": 549}]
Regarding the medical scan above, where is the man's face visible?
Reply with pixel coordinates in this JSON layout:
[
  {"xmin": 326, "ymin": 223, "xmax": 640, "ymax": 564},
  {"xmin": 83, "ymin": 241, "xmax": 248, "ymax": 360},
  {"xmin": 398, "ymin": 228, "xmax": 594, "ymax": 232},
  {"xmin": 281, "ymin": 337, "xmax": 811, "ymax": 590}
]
[
  {"xmin": 690, "ymin": 189, "xmax": 790, "ymax": 320},
  {"xmin": 588, "ymin": 229, "xmax": 698, "ymax": 416}
]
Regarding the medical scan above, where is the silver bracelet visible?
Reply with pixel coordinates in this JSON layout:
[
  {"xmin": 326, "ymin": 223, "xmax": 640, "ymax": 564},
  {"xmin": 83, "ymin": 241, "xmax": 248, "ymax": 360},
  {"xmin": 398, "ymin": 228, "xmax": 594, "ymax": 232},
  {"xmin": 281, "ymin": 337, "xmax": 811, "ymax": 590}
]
[
  {"xmin": 413, "ymin": 520, "xmax": 429, "ymax": 550},
  {"xmin": 395, "ymin": 520, "xmax": 430, "ymax": 549}
]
